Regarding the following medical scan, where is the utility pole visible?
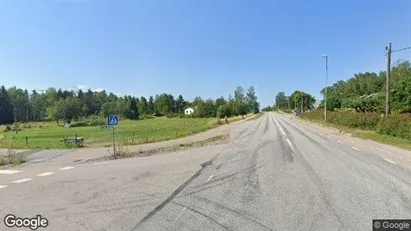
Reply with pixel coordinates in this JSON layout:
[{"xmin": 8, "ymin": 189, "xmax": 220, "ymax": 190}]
[
  {"xmin": 322, "ymin": 54, "xmax": 328, "ymax": 121},
  {"xmin": 385, "ymin": 43, "xmax": 411, "ymax": 115},
  {"xmin": 385, "ymin": 43, "xmax": 391, "ymax": 115},
  {"xmin": 301, "ymin": 91, "xmax": 303, "ymax": 113}
]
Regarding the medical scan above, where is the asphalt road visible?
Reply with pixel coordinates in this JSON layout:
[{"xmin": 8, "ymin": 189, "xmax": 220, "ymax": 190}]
[{"xmin": 1, "ymin": 113, "xmax": 410, "ymax": 231}]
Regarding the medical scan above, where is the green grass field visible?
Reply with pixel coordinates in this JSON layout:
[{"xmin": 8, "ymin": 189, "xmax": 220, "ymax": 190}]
[{"xmin": 0, "ymin": 117, "xmax": 220, "ymax": 149}]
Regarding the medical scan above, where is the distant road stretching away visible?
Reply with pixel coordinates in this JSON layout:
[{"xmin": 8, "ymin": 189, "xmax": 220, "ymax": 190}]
[{"xmin": 1, "ymin": 113, "xmax": 410, "ymax": 230}]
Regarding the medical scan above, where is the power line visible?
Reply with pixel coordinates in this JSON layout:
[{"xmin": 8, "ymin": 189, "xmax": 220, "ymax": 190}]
[{"xmin": 392, "ymin": 46, "xmax": 411, "ymax": 53}]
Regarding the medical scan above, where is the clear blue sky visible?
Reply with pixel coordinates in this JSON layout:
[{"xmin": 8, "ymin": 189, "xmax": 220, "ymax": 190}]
[{"xmin": 1, "ymin": 1, "xmax": 410, "ymax": 107}]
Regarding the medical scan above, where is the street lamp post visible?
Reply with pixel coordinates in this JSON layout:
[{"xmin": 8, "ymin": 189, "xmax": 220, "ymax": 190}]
[{"xmin": 322, "ymin": 54, "xmax": 328, "ymax": 121}]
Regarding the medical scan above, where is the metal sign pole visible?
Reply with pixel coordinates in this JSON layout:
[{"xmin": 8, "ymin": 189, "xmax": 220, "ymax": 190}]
[{"xmin": 112, "ymin": 126, "xmax": 116, "ymax": 156}]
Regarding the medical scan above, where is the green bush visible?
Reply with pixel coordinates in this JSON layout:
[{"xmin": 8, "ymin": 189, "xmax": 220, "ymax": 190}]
[
  {"xmin": 140, "ymin": 115, "xmax": 155, "ymax": 120},
  {"xmin": 377, "ymin": 114, "xmax": 411, "ymax": 140},
  {"xmin": 71, "ymin": 115, "xmax": 106, "ymax": 127},
  {"xmin": 303, "ymin": 109, "xmax": 411, "ymax": 140},
  {"xmin": 302, "ymin": 109, "xmax": 380, "ymax": 130}
]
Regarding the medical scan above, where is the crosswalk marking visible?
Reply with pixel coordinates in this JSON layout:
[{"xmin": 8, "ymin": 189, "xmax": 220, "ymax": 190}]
[
  {"xmin": 37, "ymin": 172, "xmax": 55, "ymax": 177},
  {"xmin": 12, "ymin": 178, "xmax": 33, "ymax": 184},
  {"xmin": 59, "ymin": 167, "xmax": 74, "ymax": 170},
  {"xmin": 0, "ymin": 170, "xmax": 21, "ymax": 175}
]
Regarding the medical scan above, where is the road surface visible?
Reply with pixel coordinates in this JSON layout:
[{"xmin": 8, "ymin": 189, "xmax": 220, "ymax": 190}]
[{"xmin": 1, "ymin": 113, "xmax": 410, "ymax": 230}]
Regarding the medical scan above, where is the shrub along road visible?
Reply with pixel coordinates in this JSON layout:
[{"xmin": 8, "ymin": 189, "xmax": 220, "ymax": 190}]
[{"xmin": 0, "ymin": 112, "xmax": 410, "ymax": 230}]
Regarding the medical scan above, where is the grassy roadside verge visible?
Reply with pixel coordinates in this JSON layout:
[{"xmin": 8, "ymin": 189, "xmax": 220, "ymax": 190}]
[
  {"xmin": 300, "ymin": 117, "xmax": 411, "ymax": 151},
  {"xmin": 0, "ymin": 114, "xmax": 258, "ymax": 150}
]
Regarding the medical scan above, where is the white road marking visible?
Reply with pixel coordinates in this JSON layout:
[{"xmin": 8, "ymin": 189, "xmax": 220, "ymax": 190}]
[
  {"xmin": 93, "ymin": 162, "xmax": 109, "ymax": 165},
  {"xmin": 12, "ymin": 178, "xmax": 33, "ymax": 184},
  {"xmin": 314, "ymin": 129, "xmax": 318, "ymax": 132},
  {"xmin": 0, "ymin": 170, "xmax": 21, "ymax": 175},
  {"xmin": 279, "ymin": 127, "xmax": 286, "ymax": 135},
  {"xmin": 37, "ymin": 172, "xmax": 55, "ymax": 177},
  {"xmin": 326, "ymin": 135, "xmax": 331, "ymax": 139},
  {"xmin": 352, "ymin": 147, "xmax": 360, "ymax": 151},
  {"xmin": 59, "ymin": 167, "xmax": 74, "ymax": 170},
  {"xmin": 383, "ymin": 158, "xmax": 397, "ymax": 165},
  {"xmin": 0, "ymin": 185, "xmax": 8, "ymax": 189},
  {"xmin": 338, "ymin": 140, "xmax": 343, "ymax": 144},
  {"xmin": 320, "ymin": 132, "xmax": 324, "ymax": 135},
  {"xmin": 286, "ymin": 139, "xmax": 292, "ymax": 147},
  {"xmin": 206, "ymin": 175, "xmax": 213, "ymax": 182}
]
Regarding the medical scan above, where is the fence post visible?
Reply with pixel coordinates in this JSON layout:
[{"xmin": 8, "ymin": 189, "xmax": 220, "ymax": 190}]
[
  {"xmin": 25, "ymin": 136, "xmax": 28, "ymax": 146},
  {"xmin": 132, "ymin": 132, "xmax": 135, "ymax": 144},
  {"xmin": 75, "ymin": 134, "xmax": 78, "ymax": 147}
]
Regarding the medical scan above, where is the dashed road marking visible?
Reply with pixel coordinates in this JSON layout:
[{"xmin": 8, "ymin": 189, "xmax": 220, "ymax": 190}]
[
  {"xmin": 206, "ymin": 175, "xmax": 213, "ymax": 182},
  {"xmin": 352, "ymin": 147, "xmax": 360, "ymax": 151},
  {"xmin": 338, "ymin": 141, "xmax": 343, "ymax": 144},
  {"xmin": 0, "ymin": 170, "xmax": 21, "ymax": 175},
  {"xmin": 286, "ymin": 139, "xmax": 292, "ymax": 147},
  {"xmin": 12, "ymin": 178, "xmax": 33, "ymax": 184},
  {"xmin": 0, "ymin": 185, "xmax": 8, "ymax": 189},
  {"xmin": 383, "ymin": 158, "xmax": 397, "ymax": 165},
  {"xmin": 326, "ymin": 135, "xmax": 331, "ymax": 139},
  {"xmin": 279, "ymin": 127, "xmax": 286, "ymax": 135},
  {"xmin": 320, "ymin": 132, "xmax": 324, "ymax": 135},
  {"xmin": 37, "ymin": 172, "xmax": 55, "ymax": 177},
  {"xmin": 93, "ymin": 162, "xmax": 109, "ymax": 165},
  {"xmin": 59, "ymin": 167, "xmax": 74, "ymax": 170}
]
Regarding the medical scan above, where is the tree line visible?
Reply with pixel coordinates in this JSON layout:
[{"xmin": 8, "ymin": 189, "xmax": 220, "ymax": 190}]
[
  {"xmin": 318, "ymin": 60, "xmax": 411, "ymax": 113},
  {"xmin": 267, "ymin": 91, "xmax": 316, "ymax": 112},
  {"xmin": 267, "ymin": 60, "xmax": 411, "ymax": 114},
  {"xmin": 0, "ymin": 85, "xmax": 260, "ymax": 125}
]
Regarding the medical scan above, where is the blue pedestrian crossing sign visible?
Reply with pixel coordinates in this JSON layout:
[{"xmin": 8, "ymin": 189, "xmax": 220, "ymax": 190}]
[{"xmin": 108, "ymin": 115, "xmax": 119, "ymax": 126}]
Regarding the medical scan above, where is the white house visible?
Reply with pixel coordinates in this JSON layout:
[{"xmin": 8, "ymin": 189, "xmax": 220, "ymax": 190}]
[{"xmin": 185, "ymin": 107, "xmax": 194, "ymax": 115}]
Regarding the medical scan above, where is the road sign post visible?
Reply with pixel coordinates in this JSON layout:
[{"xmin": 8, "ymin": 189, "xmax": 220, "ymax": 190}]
[{"xmin": 108, "ymin": 115, "xmax": 119, "ymax": 156}]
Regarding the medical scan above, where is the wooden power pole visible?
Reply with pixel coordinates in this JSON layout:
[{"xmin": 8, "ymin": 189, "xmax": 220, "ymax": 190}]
[{"xmin": 385, "ymin": 43, "xmax": 391, "ymax": 115}]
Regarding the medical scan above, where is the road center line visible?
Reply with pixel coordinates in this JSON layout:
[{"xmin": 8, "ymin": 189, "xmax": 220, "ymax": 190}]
[
  {"xmin": 383, "ymin": 158, "xmax": 397, "ymax": 165},
  {"xmin": 37, "ymin": 172, "xmax": 55, "ymax": 177},
  {"xmin": 286, "ymin": 139, "xmax": 292, "ymax": 147},
  {"xmin": 352, "ymin": 147, "xmax": 360, "ymax": 151},
  {"xmin": 338, "ymin": 140, "xmax": 343, "ymax": 144},
  {"xmin": 206, "ymin": 175, "xmax": 213, "ymax": 182},
  {"xmin": 59, "ymin": 167, "xmax": 74, "ymax": 170},
  {"xmin": 326, "ymin": 135, "xmax": 331, "ymax": 139},
  {"xmin": 279, "ymin": 127, "xmax": 286, "ymax": 135},
  {"xmin": 0, "ymin": 170, "xmax": 21, "ymax": 175},
  {"xmin": 0, "ymin": 185, "xmax": 8, "ymax": 189},
  {"xmin": 12, "ymin": 178, "xmax": 33, "ymax": 184}
]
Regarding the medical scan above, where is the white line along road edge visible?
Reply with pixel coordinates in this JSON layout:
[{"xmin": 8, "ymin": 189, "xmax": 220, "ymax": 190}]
[
  {"xmin": 383, "ymin": 158, "xmax": 397, "ymax": 165},
  {"xmin": 12, "ymin": 178, "xmax": 33, "ymax": 184},
  {"xmin": 59, "ymin": 166, "xmax": 74, "ymax": 170},
  {"xmin": 0, "ymin": 185, "xmax": 8, "ymax": 189},
  {"xmin": 37, "ymin": 172, "xmax": 55, "ymax": 177},
  {"xmin": 0, "ymin": 170, "xmax": 21, "ymax": 175}
]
